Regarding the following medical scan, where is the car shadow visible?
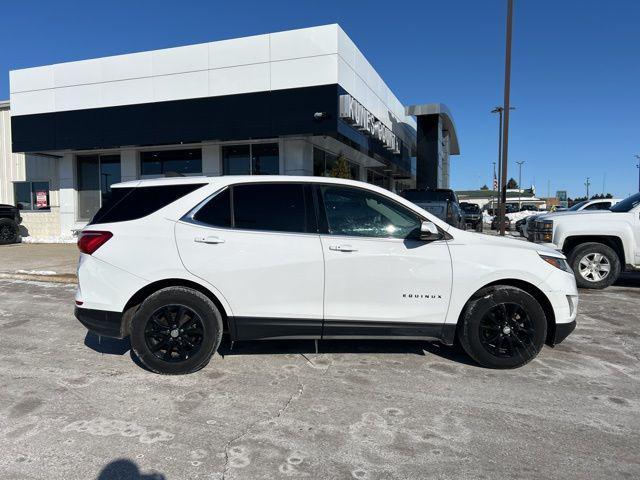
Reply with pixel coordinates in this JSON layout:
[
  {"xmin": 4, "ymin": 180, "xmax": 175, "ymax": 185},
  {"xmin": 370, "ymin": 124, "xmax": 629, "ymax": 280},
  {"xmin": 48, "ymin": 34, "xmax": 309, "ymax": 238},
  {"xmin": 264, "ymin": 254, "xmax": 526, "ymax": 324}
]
[
  {"xmin": 614, "ymin": 272, "xmax": 640, "ymax": 288},
  {"xmin": 84, "ymin": 332, "xmax": 131, "ymax": 355},
  {"xmin": 83, "ymin": 332, "xmax": 480, "ymax": 369},
  {"xmin": 217, "ymin": 336, "xmax": 479, "ymax": 367}
]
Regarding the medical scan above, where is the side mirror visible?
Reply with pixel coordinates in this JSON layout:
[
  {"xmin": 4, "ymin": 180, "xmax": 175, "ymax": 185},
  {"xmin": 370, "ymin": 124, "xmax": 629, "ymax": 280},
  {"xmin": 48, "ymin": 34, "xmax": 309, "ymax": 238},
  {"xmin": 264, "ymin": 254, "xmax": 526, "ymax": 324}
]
[{"xmin": 420, "ymin": 220, "xmax": 441, "ymax": 241}]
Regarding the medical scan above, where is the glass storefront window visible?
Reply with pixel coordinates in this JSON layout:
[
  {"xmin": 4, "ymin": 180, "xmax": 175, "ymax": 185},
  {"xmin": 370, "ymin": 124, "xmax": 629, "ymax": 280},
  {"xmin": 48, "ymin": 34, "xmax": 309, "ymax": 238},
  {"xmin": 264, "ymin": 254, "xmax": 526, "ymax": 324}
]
[
  {"xmin": 222, "ymin": 145, "xmax": 251, "ymax": 175},
  {"xmin": 100, "ymin": 155, "xmax": 121, "ymax": 205},
  {"xmin": 313, "ymin": 147, "xmax": 360, "ymax": 180},
  {"xmin": 252, "ymin": 143, "xmax": 279, "ymax": 175},
  {"xmin": 222, "ymin": 143, "xmax": 279, "ymax": 175},
  {"xmin": 13, "ymin": 181, "xmax": 50, "ymax": 211},
  {"xmin": 77, "ymin": 155, "xmax": 101, "ymax": 221},
  {"xmin": 140, "ymin": 149, "xmax": 202, "ymax": 176},
  {"xmin": 77, "ymin": 154, "xmax": 122, "ymax": 221}
]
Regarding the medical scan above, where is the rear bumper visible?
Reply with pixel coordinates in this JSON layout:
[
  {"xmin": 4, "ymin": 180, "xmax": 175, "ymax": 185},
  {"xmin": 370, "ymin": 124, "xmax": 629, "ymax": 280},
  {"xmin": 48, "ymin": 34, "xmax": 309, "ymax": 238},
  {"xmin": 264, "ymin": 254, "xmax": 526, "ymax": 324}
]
[
  {"xmin": 553, "ymin": 320, "xmax": 576, "ymax": 345},
  {"xmin": 75, "ymin": 306, "xmax": 126, "ymax": 339}
]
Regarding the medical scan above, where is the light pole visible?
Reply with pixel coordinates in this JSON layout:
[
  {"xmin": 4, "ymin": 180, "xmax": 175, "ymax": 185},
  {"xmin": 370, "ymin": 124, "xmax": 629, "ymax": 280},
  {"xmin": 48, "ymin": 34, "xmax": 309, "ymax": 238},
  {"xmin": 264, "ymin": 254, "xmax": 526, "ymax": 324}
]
[
  {"xmin": 491, "ymin": 106, "xmax": 515, "ymax": 216},
  {"xmin": 516, "ymin": 160, "xmax": 525, "ymax": 206},
  {"xmin": 498, "ymin": 0, "xmax": 515, "ymax": 236},
  {"xmin": 492, "ymin": 161, "xmax": 497, "ymax": 212},
  {"xmin": 585, "ymin": 177, "xmax": 591, "ymax": 199},
  {"xmin": 635, "ymin": 154, "xmax": 640, "ymax": 192}
]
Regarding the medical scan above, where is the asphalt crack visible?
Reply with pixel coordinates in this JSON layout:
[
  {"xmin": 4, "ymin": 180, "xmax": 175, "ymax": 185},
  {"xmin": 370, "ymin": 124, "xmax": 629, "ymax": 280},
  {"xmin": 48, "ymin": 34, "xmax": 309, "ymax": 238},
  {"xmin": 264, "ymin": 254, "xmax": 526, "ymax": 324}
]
[{"xmin": 220, "ymin": 376, "xmax": 305, "ymax": 480}]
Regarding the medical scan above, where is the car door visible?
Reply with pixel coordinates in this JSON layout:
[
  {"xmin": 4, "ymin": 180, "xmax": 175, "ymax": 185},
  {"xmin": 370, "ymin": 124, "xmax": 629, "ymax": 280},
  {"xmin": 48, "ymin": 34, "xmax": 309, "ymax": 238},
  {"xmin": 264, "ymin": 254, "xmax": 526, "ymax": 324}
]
[
  {"xmin": 175, "ymin": 182, "xmax": 324, "ymax": 340},
  {"xmin": 317, "ymin": 184, "xmax": 453, "ymax": 338}
]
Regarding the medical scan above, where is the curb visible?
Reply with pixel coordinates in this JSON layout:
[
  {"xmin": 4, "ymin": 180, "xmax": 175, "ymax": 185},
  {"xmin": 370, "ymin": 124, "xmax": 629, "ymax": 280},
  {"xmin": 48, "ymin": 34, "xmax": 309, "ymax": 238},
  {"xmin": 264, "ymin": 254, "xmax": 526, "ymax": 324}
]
[{"xmin": 0, "ymin": 272, "xmax": 77, "ymax": 284}]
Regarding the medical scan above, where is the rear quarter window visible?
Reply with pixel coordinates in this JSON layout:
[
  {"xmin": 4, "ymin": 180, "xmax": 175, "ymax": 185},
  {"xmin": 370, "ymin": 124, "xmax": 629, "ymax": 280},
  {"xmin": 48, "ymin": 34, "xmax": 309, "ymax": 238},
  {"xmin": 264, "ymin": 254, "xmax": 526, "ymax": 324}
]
[{"xmin": 90, "ymin": 183, "xmax": 206, "ymax": 225}]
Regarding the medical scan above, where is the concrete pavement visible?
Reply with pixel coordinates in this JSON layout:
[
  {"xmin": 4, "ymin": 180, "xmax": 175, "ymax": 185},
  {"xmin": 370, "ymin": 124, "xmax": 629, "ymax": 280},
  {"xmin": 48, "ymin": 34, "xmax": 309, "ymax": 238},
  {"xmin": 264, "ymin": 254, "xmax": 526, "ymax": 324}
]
[
  {"xmin": 0, "ymin": 243, "xmax": 78, "ymax": 283},
  {"xmin": 0, "ymin": 277, "xmax": 638, "ymax": 479}
]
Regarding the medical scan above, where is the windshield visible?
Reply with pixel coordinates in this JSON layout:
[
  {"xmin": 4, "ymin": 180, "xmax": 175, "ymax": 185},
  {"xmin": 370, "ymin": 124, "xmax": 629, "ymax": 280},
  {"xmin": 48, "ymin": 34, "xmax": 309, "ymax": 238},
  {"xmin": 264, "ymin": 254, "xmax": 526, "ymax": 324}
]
[
  {"xmin": 568, "ymin": 201, "xmax": 588, "ymax": 211},
  {"xmin": 461, "ymin": 203, "xmax": 479, "ymax": 213},
  {"xmin": 402, "ymin": 190, "xmax": 454, "ymax": 202},
  {"xmin": 415, "ymin": 202, "xmax": 446, "ymax": 219},
  {"xmin": 610, "ymin": 192, "xmax": 640, "ymax": 213}
]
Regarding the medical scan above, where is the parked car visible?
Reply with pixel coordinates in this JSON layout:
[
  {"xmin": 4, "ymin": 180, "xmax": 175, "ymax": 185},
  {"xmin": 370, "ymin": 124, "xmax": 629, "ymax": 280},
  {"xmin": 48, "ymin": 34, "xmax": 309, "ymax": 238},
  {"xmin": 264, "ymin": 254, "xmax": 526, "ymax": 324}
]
[
  {"xmin": 0, "ymin": 204, "xmax": 22, "ymax": 244},
  {"xmin": 400, "ymin": 188, "xmax": 465, "ymax": 229},
  {"xmin": 75, "ymin": 176, "xmax": 577, "ymax": 374},
  {"xmin": 515, "ymin": 217, "xmax": 527, "ymax": 236},
  {"xmin": 460, "ymin": 202, "xmax": 483, "ymax": 232},
  {"xmin": 524, "ymin": 198, "xmax": 621, "ymax": 240},
  {"xmin": 491, "ymin": 215, "xmax": 512, "ymax": 231},
  {"xmin": 528, "ymin": 192, "xmax": 640, "ymax": 289},
  {"xmin": 519, "ymin": 203, "xmax": 539, "ymax": 212}
]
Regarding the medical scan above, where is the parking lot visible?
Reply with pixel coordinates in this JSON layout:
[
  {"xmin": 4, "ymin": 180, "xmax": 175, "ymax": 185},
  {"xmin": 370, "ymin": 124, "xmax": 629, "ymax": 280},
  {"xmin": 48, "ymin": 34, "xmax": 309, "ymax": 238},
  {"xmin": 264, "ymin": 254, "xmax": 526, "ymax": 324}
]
[{"xmin": 0, "ymin": 276, "xmax": 639, "ymax": 480}]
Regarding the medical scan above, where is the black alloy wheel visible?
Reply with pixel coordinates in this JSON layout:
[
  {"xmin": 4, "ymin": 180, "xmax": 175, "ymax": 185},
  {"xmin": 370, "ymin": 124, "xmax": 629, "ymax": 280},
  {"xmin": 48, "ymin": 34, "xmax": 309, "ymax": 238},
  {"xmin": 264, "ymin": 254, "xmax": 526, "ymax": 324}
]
[
  {"xmin": 478, "ymin": 302, "xmax": 536, "ymax": 359},
  {"xmin": 130, "ymin": 286, "xmax": 223, "ymax": 374},
  {"xmin": 144, "ymin": 304, "xmax": 204, "ymax": 362},
  {"xmin": 458, "ymin": 286, "xmax": 547, "ymax": 368},
  {"xmin": 0, "ymin": 219, "xmax": 18, "ymax": 244}
]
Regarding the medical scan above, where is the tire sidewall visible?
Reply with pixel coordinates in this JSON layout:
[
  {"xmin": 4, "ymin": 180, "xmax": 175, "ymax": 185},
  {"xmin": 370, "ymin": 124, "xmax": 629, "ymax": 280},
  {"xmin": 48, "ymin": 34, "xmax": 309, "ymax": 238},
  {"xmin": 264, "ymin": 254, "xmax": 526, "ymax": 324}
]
[
  {"xmin": 130, "ymin": 287, "xmax": 222, "ymax": 374},
  {"xmin": 568, "ymin": 243, "xmax": 620, "ymax": 290},
  {"xmin": 0, "ymin": 219, "xmax": 18, "ymax": 245},
  {"xmin": 460, "ymin": 287, "xmax": 547, "ymax": 369}
]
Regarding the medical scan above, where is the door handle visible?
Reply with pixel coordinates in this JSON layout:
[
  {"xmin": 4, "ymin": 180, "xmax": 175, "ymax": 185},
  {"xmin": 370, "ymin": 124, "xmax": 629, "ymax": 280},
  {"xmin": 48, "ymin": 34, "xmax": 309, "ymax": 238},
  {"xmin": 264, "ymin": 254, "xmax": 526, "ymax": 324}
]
[
  {"xmin": 194, "ymin": 236, "xmax": 225, "ymax": 244},
  {"xmin": 329, "ymin": 244, "xmax": 358, "ymax": 252}
]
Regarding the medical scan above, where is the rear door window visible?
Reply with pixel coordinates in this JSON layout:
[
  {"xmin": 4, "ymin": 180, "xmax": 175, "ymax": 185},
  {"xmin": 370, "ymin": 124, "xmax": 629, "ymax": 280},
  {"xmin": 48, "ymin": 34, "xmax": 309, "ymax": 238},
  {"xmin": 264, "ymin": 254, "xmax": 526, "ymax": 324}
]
[
  {"xmin": 90, "ymin": 183, "xmax": 205, "ymax": 224},
  {"xmin": 584, "ymin": 202, "xmax": 611, "ymax": 210},
  {"xmin": 232, "ymin": 183, "xmax": 309, "ymax": 233}
]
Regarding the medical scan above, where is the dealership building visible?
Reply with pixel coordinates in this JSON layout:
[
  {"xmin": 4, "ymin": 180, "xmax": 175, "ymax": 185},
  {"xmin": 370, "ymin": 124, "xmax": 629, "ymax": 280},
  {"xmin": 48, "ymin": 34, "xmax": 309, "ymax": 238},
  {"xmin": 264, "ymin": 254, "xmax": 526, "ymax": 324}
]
[{"xmin": 0, "ymin": 24, "xmax": 459, "ymax": 239}]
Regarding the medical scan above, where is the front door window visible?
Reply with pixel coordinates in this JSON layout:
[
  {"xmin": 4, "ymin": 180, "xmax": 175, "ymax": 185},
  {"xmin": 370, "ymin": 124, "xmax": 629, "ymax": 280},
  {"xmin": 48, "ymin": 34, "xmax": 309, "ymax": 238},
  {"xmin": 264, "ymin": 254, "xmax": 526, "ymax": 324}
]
[{"xmin": 321, "ymin": 185, "xmax": 420, "ymax": 239}]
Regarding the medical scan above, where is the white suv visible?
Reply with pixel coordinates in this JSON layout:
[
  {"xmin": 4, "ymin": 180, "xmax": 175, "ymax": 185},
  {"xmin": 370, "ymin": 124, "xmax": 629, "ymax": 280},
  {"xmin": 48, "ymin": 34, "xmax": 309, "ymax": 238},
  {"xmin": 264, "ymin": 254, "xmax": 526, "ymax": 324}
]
[{"xmin": 75, "ymin": 176, "xmax": 578, "ymax": 374}]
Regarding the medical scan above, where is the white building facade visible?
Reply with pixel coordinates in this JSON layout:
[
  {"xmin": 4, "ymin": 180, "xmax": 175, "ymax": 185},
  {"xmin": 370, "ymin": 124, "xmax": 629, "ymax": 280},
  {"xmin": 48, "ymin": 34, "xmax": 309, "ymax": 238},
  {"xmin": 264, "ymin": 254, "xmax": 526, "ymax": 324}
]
[{"xmin": 4, "ymin": 25, "xmax": 423, "ymax": 238}]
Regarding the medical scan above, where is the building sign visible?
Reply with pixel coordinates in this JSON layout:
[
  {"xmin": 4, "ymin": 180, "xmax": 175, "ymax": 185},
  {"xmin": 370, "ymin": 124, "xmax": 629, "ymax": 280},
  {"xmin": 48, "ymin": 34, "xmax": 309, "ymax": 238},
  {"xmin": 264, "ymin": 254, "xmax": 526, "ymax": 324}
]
[
  {"xmin": 35, "ymin": 190, "xmax": 48, "ymax": 209},
  {"xmin": 339, "ymin": 94, "xmax": 401, "ymax": 154}
]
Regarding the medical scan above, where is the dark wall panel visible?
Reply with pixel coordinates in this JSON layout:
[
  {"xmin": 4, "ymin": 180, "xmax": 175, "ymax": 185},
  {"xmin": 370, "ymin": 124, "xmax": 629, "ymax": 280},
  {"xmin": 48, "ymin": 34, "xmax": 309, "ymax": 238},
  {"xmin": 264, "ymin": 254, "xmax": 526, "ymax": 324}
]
[{"xmin": 11, "ymin": 85, "xmax": 340, "ymax": 152}]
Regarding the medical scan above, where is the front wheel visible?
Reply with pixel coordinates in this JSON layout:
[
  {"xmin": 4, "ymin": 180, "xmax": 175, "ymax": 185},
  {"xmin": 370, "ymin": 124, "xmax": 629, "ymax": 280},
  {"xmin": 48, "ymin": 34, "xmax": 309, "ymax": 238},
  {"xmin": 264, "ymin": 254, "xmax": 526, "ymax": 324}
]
[
  {"xmin": 0, "ymin": 218, "xmax": 19, "ymax": 244},
  {"xmin": 568, "ymin": 242, "xmax": 620, "ymax": 289},
  {"xmin": 130, "ymin": 287, "xmax": 223, "ymax": 374},
  {"xmin": 458, "ymin": 286, "xmax": 547, "ymax": 369}
]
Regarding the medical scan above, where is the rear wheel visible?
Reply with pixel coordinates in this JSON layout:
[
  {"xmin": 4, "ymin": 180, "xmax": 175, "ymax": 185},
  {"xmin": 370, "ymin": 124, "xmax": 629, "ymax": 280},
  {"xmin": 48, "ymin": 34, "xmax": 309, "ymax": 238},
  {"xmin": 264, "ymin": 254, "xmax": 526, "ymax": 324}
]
[
  {"xmin": 0, "ymin": 218, "xmax": 18, "ymax": 244},
  {"xmin": 459, "ymin": 286, "xmax": 547, "ymax": 368},
  {"xmin": 568, "ymin": 242, "xmax": 620, "ymax": 289},
  {"xmin": 130, "ymin": 287, "xmax": 223, "ymax": 374}
]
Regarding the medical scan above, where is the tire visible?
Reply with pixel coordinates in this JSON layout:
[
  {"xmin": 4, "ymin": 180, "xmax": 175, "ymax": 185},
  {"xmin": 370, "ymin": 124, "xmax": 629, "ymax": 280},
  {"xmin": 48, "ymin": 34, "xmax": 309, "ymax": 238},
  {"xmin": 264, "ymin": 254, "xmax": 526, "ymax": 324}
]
[
  {"xmin": 458, "ymin": 286, "xmax": 547, "ymax": 369},
  {"xmin": 0, "ymin": 218, "xmax": 19, "ymax": 245},
  {"xmin": 130, "ymin": 287, "xmax": 223, "ymax": 374},
  {"xmin": 475, "ymin": 222, "xmax": 483, "ymax": 233},
  {"xmin": 568, "ymin": 242, "xmax": 620, "ymax": 290}
]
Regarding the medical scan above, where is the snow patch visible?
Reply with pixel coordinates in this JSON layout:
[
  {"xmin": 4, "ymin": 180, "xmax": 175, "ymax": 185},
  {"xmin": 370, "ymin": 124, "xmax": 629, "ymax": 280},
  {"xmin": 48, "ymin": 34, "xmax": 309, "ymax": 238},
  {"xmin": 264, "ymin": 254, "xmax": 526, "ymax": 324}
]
[
  {"xmin": 15, "ymin": 269, "xmax": 58, "ymax": 276},
  {"xmin": 506, "ymin": 210, "xmax": 542, "ymax": 222},
  {"xmin": 21, "ymin": 236, "xmax": 76, "ymax": 244}
]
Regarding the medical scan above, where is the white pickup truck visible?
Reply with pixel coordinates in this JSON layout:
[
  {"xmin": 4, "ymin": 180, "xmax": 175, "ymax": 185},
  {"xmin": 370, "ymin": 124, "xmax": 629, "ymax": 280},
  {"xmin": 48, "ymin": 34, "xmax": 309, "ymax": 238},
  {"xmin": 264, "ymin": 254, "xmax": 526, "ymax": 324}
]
[
  {"xmin": 521, "ymin": 197, "xmax": 620, "ymax": 238},
  {"xmin": 529, "ymin": 192, "xmax": 640, "ymax": 289}
]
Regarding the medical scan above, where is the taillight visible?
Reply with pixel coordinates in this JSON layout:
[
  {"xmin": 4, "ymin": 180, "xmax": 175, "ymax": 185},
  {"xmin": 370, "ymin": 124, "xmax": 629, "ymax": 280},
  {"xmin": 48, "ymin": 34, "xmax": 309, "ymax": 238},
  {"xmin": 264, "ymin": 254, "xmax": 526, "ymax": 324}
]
[{"xmin": 78, "ymin": 231, "xmax": 113, "ymax": 255}]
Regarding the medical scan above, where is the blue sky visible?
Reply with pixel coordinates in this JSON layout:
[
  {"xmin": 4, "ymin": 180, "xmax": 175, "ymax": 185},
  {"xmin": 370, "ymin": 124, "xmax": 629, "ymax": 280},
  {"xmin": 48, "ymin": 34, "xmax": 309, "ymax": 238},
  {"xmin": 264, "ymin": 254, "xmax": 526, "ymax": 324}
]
[{"xmin": 1, "ymin": 0, "xmax": 638, "ymax": 198}]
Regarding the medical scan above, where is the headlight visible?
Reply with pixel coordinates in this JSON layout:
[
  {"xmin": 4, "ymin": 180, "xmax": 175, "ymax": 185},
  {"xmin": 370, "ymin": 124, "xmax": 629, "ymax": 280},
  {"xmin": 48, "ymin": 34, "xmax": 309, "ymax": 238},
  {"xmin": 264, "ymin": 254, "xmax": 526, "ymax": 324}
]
[
  {"xmin": 539, "ymin": 220, "xmax": 553, "ymax": 231},
  {"xmin": 539, "ymin": 254, "xmax": 572, "ymax": 273}
]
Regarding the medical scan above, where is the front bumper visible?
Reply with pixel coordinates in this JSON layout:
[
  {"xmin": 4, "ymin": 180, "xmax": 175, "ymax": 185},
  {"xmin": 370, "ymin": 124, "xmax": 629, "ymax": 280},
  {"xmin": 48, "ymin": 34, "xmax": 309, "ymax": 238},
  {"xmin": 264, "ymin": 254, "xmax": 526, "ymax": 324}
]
[
  {"xmin": 75, "ymin": 306, "xmax": 126, "ymax": 339},
  {"xmin": 552, "ymin": 320, "xmax": 576, "ymax": 345}
]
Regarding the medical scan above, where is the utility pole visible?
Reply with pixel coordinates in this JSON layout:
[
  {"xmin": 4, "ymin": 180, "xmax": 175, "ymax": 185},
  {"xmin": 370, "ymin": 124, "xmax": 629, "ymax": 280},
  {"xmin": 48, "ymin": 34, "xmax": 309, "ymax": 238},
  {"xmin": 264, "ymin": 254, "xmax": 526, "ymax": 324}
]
[
  {"xmin": 498, "ymin": 0, "xmax": 514, "ymax": 236},
  {"xmin": 585, "ymin": 177, "xmax": 591, "ymax": 199},
  {"xmin": 516, "ymin": 160, "xmax": 525, "ymax": 206},
  {"xmin": 635, "ymin": 155, "xmax": 640, "ymax": 193},
  {"xmin": 491, "ymin": 105, "xmax": 515, "ymax": 217}
]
